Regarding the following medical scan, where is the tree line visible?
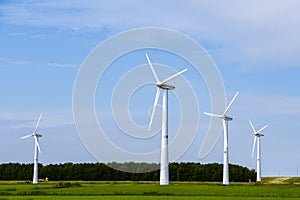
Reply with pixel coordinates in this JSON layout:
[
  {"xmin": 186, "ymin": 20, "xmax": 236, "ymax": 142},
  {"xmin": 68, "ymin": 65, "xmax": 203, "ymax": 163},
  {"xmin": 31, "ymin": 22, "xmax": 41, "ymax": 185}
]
[{"xmin": 0, "ymin": 162, "xmax": 256, "ymax": 182}]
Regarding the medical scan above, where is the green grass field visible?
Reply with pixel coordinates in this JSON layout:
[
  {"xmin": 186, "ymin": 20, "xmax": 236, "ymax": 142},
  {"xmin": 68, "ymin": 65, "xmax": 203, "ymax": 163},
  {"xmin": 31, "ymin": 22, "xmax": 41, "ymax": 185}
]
[{"xmin": 0, "ymin": 181, "xmax": 300, "ymax": 199}]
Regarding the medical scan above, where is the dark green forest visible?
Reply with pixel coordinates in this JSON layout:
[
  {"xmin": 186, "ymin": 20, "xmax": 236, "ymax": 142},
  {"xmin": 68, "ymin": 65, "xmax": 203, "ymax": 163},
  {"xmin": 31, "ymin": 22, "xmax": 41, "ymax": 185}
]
[{"xmin": 0, "ymin": 162, "xmax": 256, "ymax": 182}]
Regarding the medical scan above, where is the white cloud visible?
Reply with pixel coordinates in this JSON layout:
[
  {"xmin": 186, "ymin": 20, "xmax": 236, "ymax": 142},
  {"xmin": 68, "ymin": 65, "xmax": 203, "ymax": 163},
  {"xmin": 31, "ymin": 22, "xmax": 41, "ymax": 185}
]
[
  {"xmin": 236, "ymin": 93, "xmax": 300, "ymax": 116},
  {"xmin": 1, "ymin": 1, "xmax": 300, "ymax": 70},
  {"xmin": 47, "ymin": 62, "xmax": 78, "ymax": 68},
  {"xmin": 0, "ymin": 56, "xmax": 32, "ymax": 66},
  {"xmin": 0, "ymin": 56, "xmax": 77, "ymax": 69},
  {"xmin": 7, "ymin": 32, "xmax": 25, "ymax": 36},
  {"xmin": 0, "ymin": 111, "xmax": 74, "ymax": 129}
]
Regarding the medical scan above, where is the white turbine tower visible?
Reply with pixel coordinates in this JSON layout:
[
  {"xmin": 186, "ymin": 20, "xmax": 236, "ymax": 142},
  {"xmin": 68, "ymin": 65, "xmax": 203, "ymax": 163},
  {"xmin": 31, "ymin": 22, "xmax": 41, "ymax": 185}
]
[
  {"xmin": 204, "ymin": 91, "xmax": 239, "ymax": 185},
  {"xmin": 146, "ymin": 53, "xmax": 187, "ymax": 185},
  {"xmin": 21, "ymin": 113, "xmax": 43, "ymax": 184},
  {"xmin": 250, "ymin": 120, "xmax": 268, "ymax": 182}
]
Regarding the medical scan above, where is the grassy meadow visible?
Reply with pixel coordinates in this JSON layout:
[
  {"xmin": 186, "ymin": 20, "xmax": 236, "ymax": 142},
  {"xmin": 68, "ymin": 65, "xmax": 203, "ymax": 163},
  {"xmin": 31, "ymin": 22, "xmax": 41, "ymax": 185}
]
[{"xmin": 0, "ymin": 179, "xmax": 300, "ymax": 199}]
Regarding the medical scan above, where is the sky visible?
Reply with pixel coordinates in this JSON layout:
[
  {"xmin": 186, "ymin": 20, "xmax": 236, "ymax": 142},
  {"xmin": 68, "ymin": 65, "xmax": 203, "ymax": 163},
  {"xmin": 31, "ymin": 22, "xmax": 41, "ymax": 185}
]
[{"xmin": 0, "ymin": 0, "xmax": 300, "ymax": 177}]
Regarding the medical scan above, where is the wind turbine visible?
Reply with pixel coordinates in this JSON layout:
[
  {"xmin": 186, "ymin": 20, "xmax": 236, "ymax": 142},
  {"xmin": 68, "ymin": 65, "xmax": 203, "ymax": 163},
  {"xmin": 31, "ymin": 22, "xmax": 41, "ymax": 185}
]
[
  {"xmin": 21, "ymin": 113, "xmax": 43, "ymax": 184},
  {"xmin": 146, "ymin": 53, "xmax": 187, "ymax": 185},
  {"xmin": 204, "ymin": 91, "xmax": 239, "ymax": 185},
  {"xmin": 250, "ymin": 120, "xmax": 268, "ymax": 182}
]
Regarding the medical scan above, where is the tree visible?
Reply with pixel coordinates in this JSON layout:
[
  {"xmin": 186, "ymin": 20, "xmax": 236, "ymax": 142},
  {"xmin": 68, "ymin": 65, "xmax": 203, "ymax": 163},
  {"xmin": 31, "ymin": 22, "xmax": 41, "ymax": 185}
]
[{"xmin": 0, "ymin": 162, "xmax": 256, "ymax": 182}]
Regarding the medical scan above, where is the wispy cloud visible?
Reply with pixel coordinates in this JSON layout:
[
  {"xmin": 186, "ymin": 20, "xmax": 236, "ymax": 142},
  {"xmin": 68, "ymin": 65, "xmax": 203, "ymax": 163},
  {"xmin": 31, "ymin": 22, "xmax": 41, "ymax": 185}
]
[
  {"xmin": 47, "ymin": 62, "xmax": 78, "ymax": 68},
  {"xmin": 0, "ymin": 111, "xmax": 74, "ymax": 129},
  {"xmin": 0, "ymin": 56, "xmax": 78, "ymax": 69},
  {"xmin": 6, "ymin": 31, "xmax": 53, "ymax": 40},
  {"xmin": 236, "ymin": 93, "xmax": 300, "ymax": 116},
  {"xmin": 0, "ymin": 56, "xmax": 32, "ymax": 67},
  {"xmin": 1, "ymin": 1, "xmax": 300, "ymax": 71},
  {"xmin": 7, "ymin": 32, "xmax": 25, "ymax": 36}
]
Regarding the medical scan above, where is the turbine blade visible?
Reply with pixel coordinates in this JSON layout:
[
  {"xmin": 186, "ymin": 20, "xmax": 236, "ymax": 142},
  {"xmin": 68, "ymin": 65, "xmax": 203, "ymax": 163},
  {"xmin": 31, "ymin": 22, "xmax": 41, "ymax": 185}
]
[
  {"xmin": 20, "ymin": 134, "xmax": 33, "ymax": 139},
  {"xmin": 35, "ymin": 136, "xmax": 41, "ymax": 153},
  {"xmin": 148, "ymin": 87, "xmax": 161, "ymax": 131},
  {"xmin": 249, "ymin": 120, "xmax": 256, "ymax": 133},
  {"xmin": 257, "ymin": 125, "xmax": 268, "ymax": 134},
  {"xmin": 159, "ymin": 68, "xmax": 188, "ymax": 85},
  {"xmin": 223, "ymin": 91, "xmax": 239, "ymax": 116},
  {"xmin": 204, "ymin": 112, "xmax": 223, "ymax": 118},
  {"xmin": 33, "ymin": 113, "xmax": 43, "ymax": 133},
  {"xmin": 251, "ymin": 136, "xmax": 257, "ymax": 158},
  {"xmin": 146, "ymin": 53, "xmax": 160, "ymax": 83}
]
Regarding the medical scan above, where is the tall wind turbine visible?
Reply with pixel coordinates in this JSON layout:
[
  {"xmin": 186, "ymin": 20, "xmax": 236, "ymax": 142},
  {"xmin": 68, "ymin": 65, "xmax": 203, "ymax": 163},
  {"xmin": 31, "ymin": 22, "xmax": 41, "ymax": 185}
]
[
  {"xmin": 250, "ymin": 120, "xmax": 268, "ymax": 182},
  {"xmin": 146, "ymin": 53, "xmax": 187, "ymax": 185},
  {"xmin": 21, "ymin": 113, "xmax": 43, "ymax": 184},
  {"xmin": 204, "ymin": 91, "xmax": 239, "ymax": 185}
]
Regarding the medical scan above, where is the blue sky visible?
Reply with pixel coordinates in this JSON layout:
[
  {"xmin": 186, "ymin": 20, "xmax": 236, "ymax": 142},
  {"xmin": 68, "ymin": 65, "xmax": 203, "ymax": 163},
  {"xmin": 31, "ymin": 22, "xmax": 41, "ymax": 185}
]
[{"xmin": 0, "ymin": 1, "xmax": 300, "ymax": 176}]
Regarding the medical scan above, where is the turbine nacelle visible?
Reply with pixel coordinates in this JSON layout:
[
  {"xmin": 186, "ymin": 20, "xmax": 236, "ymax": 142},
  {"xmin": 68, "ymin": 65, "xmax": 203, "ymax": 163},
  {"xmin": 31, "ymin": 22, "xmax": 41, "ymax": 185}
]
[
  {"xmin": 250, "ymin": 120, "xmax": 267, "ymax": 158},
  {"xmin": 249, "ymin": 120, "xmax": 268, "ymax": 182},
  {"xmin": 21, "ymin": 113, "xmax": 43, "ymax": 154},
  {"xmin": 35, "ymin": 133, "xmax": 43, "ymax": 138},
  {"xmin": 204, "ymin": 91, "xmax": 239, "ymax": 121},
  {"xmin": 21, "ymin": 133, "xmax": 42, "ymax": 139},
  {"xmin": 157, "ymin": 84, "xmax": 175, "ymax": 90},
  {"xmin": 146, "ymin": 53, "xmax": 187, "ymax": 131},
  {"xmin": 204, "ymin": 91, "xmax": 239, "ymax": 185},
  {"xmin": 203, "ymin": 112, "xmax": 233, "ymax": 121},
  {"xmin": 145, "ymin": 53, "xmax": 188, "ymax": 185},
  {"xmin": 254, "ymin": 132, "xmax": 264, "ymax": 137},
  {"xmin": 20, "ymin": 113, "xmax": 43, "ymax": 184},
  {"xmin": 223, "ymin": 116, "xmax": 233, "ymax": 121}
]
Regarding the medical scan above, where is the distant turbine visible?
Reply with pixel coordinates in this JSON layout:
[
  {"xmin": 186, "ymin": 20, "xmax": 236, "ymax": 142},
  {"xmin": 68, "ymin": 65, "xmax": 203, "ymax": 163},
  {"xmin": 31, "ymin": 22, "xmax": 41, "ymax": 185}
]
[
  {"xmin": 250, "ymin": 120, "xmax": 268, "ymax": 182},
  {"xmin": 204, "ymin": 91, "xmax": 239, "ymax": 185},
  {"xmin": 21, "ymin": 113, "xmax": 43, "ymax": 184},
  {"xmin": 146, "ymin": 53, "xmax": 187, "ymax": 185}
]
